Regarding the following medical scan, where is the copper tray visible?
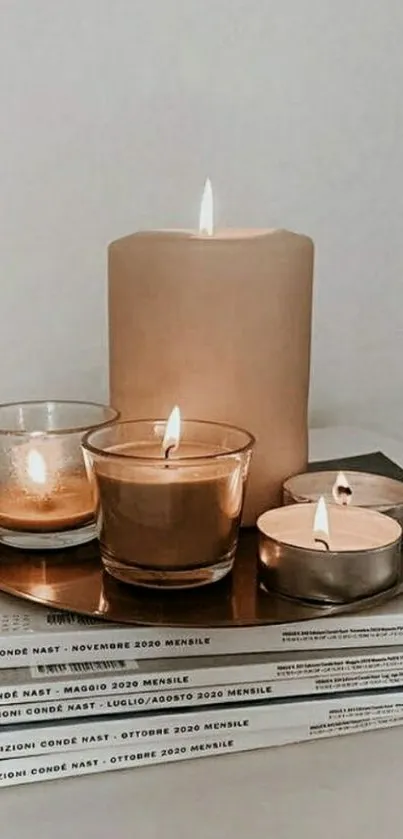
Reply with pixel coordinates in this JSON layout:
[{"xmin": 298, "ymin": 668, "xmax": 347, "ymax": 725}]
[{"xmin": 0, "ymin": 531, "xmax": 401, "ymax": 627}]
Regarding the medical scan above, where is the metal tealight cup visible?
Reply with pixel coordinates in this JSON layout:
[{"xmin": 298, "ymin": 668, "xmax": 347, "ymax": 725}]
[{"xmin": 257, "ymin": 503, "xmax": 402, "ymax": 605}]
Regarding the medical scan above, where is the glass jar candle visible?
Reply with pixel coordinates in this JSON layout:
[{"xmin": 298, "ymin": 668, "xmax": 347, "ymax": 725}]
[
  {"xmin": 82, "ymin": 416, "xmax": 255, "ymax": 589},
  {"xmin": 0, "ymin": 401, "xmax": 118, "ymax": 550}
]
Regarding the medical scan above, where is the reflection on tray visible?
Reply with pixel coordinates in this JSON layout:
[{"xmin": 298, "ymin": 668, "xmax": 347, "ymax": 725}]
[{"xmin": 0, "ymin": 530, "xmax": 400, "ymax": 628}]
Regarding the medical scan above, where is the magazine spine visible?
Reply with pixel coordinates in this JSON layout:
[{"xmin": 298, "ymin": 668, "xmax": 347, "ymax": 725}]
[
  {"xmin": 2, "ymin": 687, "xmax": 403, "ymax": 757},
  {"xmin": 0, "ymin": 727, "xmax": 311, "ymax": 787},
  {"xmin": 3, "ymin": 611, "xmax": 403, "ymax": 669},
  {"xmin": 1, "ymin": 712, "xmax": 403, "ymax": 788},
  {"xmin": 5, "ymin": 647, "xmax": 403, "ymax": 704},
  {"xmin": 4, "ymin": 670, "xmax": 403, "ymax": 724}
]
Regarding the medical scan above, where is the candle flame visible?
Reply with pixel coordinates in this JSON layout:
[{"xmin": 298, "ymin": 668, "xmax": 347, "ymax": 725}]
[
  {"xmin": 313, "ymin": 495, "xmax": 330, "ymax": 549},
  {"xmin": 199, "ymin": 177, "xmax": 214, "ymax": 236},
  {"xmin": 162, "ymin": 406, "xmax": 181, "ymax": 456},
  {"xmin": 332, "ymin": 470, "xmax": 353, "ymax": 506},
  {"xmin": 27, "ymin": 448, "xmax": 47, "ymax": 486}
]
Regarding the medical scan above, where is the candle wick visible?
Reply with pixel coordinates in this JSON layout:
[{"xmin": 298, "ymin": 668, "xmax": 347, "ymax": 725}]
[
  {"xmin": 314, "ymin": 536, "xmax": 330, "ymax": 551},
  {"xmin": 164, "ymin": 444, "xmax": 175, "ymax": 467},
  {"xmin": 38, "ymin": 494, "xmax": 55, "ymax": 510},
  {"xmin": 337, "ymin": 486, "xmax": 352, "ymax": 506}
]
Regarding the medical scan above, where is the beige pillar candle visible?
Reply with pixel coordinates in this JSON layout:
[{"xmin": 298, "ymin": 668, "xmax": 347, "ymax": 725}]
[{"xmin": 108, "ymin": 188, "xmax": 314, "ymax": 525}]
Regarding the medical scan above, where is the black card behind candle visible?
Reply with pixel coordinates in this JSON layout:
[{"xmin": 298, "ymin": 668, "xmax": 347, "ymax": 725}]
[{"xmin": 309, "ymin": 451, "xmax": 403, "ymax": 482}]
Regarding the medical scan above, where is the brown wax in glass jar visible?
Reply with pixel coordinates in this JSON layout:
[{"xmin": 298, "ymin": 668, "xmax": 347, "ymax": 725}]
[
  {"xmin": 83, "ymin": 417, "xmax": 255, "ymax": 587},
  {"xmin": 0, "ymin": 475, "xmax": 94, "ymax": 532},
  {"xmin": 95, "ymin": 442, "xmax": 244, "ymax": 572}
]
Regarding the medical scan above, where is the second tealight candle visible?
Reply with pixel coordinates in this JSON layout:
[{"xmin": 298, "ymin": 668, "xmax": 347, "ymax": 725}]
[{"xmin": 283, "ymin": 469, "xmax": 403, "ymax": 530}]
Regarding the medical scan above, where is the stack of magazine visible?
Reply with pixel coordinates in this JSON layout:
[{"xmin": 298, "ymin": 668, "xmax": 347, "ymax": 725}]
[{"xmin": 2, "ymin": 588, "xmax": 403, "ymax": 787}]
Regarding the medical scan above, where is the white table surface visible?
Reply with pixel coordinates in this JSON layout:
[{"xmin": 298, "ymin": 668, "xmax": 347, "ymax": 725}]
[{"xmin": 3, "ymin": 425, "xmax": 403, "ymax": 839}]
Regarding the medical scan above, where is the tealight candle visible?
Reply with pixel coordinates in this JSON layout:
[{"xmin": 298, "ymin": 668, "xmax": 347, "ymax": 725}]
[
  {"xmin": 283, "ymin": 470, "xmax": 403, "ymax": 529},
  {"xmin": 257, "ymin": 497, "xmax": 402, "ymax": 604},
  {"xmin": 82, "ymin": 408, "xmax": 254, "ymax": 589}
]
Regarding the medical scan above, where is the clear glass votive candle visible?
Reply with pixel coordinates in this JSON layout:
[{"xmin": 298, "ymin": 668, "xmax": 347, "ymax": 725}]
[
  {"xmin": 82, "ymin": 419, "xmax": 255, "ymax": 589},
  {"xmin": 0, "ymin": 401, "xmax": 119, "ymax": 550}
]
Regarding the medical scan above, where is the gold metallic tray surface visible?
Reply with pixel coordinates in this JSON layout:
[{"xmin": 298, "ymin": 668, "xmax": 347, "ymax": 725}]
[{"xmin": 0, "ymin": 531, "xmax": 400, "ymax": 627}]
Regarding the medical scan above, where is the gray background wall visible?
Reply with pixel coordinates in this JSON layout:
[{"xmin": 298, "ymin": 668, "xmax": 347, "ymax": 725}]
[{"xmin": 0, "ymin": 1, "xmax": 401, "ymax": 435}]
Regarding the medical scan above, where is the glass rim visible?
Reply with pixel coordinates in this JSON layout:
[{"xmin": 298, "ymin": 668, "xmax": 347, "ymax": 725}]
[
  {"xmin": 82, "ymin": 418, "xmax": 255, "ymax": 463},
  {"xmin": 0, "ymin": 400, "xmax": 120, "ymax": 437}
]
